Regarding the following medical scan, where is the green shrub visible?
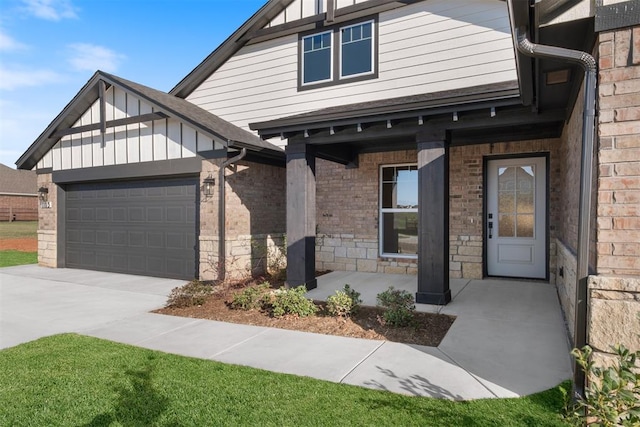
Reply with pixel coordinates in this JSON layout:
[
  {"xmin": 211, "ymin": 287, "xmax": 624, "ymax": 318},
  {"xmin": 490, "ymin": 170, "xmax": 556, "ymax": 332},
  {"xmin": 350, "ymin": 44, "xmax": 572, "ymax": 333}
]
[
  {"xmin": 230, "ymin": 283, "xmax": 270, "ymax": 310},
  {"xmin": 326, "ymin": 284, "xmax": 362, "ymax": 317},
  {"xmin": 166, "ymin": 280, "xmax": 214, "ymax": 308},
  {"xmin": 376, "ymin": 286, "xmax": 415, "ymax": 327},
  {"xmin": 563, "ymin": 344, "xmax": 640, "ymax": 426},
  {"xmin": 264, "ymin": 286, "xmax": 318, "ymax": 318}
]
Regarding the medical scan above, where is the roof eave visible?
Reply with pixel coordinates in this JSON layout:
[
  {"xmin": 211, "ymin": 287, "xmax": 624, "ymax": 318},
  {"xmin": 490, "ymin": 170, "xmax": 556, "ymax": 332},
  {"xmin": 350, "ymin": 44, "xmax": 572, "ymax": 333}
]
[
  {"xmin": 250, "ymin": 84, "xmax": 522, "ymax": 137},
  {"xmin": 169, "ymin": 0, "xmax": 295, "ymax": 99},
  {"xmin": 15, "ymin": 72, "xmax": 104, "ymax": 170}
]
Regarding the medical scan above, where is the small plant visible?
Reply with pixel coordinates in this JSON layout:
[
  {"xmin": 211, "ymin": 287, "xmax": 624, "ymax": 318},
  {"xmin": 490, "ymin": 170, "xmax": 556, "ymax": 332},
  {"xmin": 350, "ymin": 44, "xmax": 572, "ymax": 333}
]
[
  {"xmin": 563, "ymin": 344, "xmax": 640, "ymax": 426},
  {"xmin": 230, "ymin": 282, "xmax": 271, "ymax": 310},
  {"xmin": 166, "ymin": 280, "xmax": 214, "ymax": 308},
  {"xmin": 263, "ymin": 286, "xmax": 318, "ymax": 318},
  {"xmin": 376, "ymin": 286, "xmax": 415, "ymax": 327},
  {"xmin": 326, "ymin": 284, "xmax": 362, "ymax": 317}
]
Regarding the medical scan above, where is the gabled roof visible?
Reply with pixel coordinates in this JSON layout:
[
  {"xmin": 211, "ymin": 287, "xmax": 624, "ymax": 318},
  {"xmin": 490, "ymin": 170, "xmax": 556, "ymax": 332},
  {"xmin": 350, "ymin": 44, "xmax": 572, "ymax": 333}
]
[
  {"xmin": 170, "ymin": 0, "xmax": 295, "ymax": 98},
  {"xmin": 170, "ymin": 0, "xmax": 422, "ymax": 99},
  {"xmin": 0, "ymin": 163, "xmax": 37, "ymax": 194},
  {"xmin": 16, "ymin": 70, "xmax": 283, "ymax": 170}
]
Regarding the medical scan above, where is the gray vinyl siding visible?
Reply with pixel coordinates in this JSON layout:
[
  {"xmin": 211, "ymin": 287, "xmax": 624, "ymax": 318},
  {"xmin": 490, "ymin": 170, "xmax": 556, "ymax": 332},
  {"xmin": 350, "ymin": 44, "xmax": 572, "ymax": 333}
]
[
  {"xmin": 37, "ymin": 85, "xmax": 225, "ymax": 171},
  {"xmin": 187, "ymin": 0, "xmax": 516, "ymax": 146}
]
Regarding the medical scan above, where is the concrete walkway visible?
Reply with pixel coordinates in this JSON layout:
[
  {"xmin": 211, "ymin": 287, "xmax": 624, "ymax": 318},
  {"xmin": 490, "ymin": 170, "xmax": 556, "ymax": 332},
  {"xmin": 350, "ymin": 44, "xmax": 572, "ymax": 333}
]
[{"xmin": 0, "ymin": 265, "xmax": 572, "ymax": 400}]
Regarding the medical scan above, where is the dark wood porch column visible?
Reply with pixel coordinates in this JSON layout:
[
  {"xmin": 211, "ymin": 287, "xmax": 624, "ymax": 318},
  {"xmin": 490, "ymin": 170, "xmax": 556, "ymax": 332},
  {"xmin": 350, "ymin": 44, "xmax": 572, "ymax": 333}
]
[
  {"xmin": 285, "ymin": 143, "xmax": 317, "ymax": 290},
  {"xmin": 416, "ymin": 136, "xmax": 451, "ymax": 305}
]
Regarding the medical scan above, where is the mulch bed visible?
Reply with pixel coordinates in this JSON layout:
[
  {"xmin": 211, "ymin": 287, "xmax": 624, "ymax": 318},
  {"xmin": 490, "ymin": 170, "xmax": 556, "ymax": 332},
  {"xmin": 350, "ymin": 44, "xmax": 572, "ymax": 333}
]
[{"xmin": 155, "ymin": 279, "xmax": 456, "ymax": 347}]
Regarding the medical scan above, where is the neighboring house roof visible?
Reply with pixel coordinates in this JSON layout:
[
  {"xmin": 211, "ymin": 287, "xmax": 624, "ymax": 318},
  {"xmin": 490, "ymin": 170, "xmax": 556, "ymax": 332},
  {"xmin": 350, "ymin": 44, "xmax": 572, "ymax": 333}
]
[
  {"xmin": 16, "ymin": 71, "xmax": 283, "ymax": 170},
  {"xmin": 250, "ymin": 80, "xmax": 522, "ymax": 136},
  {"xmin": 0, "ymin": 163, "xmax": 37, "ymax": 195}
]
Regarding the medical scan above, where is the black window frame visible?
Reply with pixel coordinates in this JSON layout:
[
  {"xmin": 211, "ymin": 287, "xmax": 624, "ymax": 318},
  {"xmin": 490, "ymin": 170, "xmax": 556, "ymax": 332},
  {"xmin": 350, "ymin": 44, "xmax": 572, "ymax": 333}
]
[{"xmin": 298, "ymin": 15, "xmax": 379, "ymax": 91}]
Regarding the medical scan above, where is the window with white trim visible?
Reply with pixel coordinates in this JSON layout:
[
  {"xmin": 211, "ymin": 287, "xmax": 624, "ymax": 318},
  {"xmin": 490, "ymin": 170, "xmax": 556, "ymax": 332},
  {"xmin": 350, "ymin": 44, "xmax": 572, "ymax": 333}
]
[
  {"xmin": 340, "ymin": 21, "xmax": 374, "ymax": 78},
  {"xmin": 380, "ymin": 164, "xmax": 418, "ymax": 258},
  {"xmin": 302, "ymin": 31, "xmax": 332, "ymax": 85},
  {"xmin": 299, "ymin": 18, "xmax": 376, "ymax": 89}
]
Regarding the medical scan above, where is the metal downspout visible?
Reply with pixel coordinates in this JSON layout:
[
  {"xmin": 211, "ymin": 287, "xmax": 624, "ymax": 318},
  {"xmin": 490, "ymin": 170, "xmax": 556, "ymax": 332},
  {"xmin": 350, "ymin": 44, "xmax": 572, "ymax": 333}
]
[
  {"xmin": 218, "ymin": 148, "xmax": 247, "ymax": 282},
  {"xmin": 515, "ymin": 28, "xmax": 597, "ymax": 398}
]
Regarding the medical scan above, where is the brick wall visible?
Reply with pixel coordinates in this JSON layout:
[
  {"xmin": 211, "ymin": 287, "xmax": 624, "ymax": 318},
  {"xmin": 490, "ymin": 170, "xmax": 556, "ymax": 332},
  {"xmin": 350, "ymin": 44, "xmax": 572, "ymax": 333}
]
[
  {"xmin": 36, "ymin": 173, "xmax": 57, "ymax": 267},
  {"xmin": 315, "ymin": 151, "xmax": 418, "ymax": 274},
  {"xmin": 450, "ymin": 140, "xmax": 561, "ymax": 280},
  {"xmin": 582, "ymin": 26, "xmax": 640, "ymax": 365},
  {"xmin": 316, "ymin": 142, "xmax": 560, "ymax": 279},
  {"xmin": 199, "ymin": 159, "xmax": 286, "ymax": 281},
  {"xmin": 0, "ymin": 195, "xmax": 37, "ymax": 221},
  {"xmin": 596, "ymin": 26, "xmax": 640, "ymax": 276}
]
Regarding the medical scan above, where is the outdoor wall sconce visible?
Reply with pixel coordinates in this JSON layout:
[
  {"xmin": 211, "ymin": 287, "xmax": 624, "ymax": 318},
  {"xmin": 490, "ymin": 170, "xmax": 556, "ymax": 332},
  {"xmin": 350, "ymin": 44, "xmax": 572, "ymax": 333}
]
[
  {"xmin": 202, "ymin": 175, "xmax": 215, "ymax": 196},
  {"xmin": 38, "ymin": 186, "xmax": 51, "ymax": 208}
]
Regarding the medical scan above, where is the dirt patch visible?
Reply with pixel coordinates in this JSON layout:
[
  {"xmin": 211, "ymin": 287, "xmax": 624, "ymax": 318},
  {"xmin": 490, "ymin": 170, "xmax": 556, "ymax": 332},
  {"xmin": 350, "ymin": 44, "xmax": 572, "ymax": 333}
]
[
  {"xmin": 155, "ymin": 279, "xmax": 456, "ymax": 347},
  {"xmin": 0, "ymin": 238, "xmax": 37, "ymax": 252}
]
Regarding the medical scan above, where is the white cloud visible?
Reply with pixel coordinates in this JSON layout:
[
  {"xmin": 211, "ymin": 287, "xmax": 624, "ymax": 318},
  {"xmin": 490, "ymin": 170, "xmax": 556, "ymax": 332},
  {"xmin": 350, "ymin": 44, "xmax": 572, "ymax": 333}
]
[
  {"xmin": 0, "ymin": 30, "xmax": 28, "ymax": 52},
  {"xmin": 22, "ymin": 0, "xmax": 78, "ymax": 21},
  {"xmin": 0, "ymin": 64, "xmax": 62, "ymax": 90},
  {"xmin": 67, "ymin": 43, "xmax": 125, "ymax": 72}
]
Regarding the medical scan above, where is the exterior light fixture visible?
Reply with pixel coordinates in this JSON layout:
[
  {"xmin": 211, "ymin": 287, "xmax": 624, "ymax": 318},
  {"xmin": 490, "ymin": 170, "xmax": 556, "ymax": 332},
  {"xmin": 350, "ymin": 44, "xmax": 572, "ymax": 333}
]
[
  {"xmin": 38, "ymin": 187, "xmax": 50, "ymax": 208},
  {"xmin": 202, "ymin": 175, "xmax": 215, "ymax": 196}
]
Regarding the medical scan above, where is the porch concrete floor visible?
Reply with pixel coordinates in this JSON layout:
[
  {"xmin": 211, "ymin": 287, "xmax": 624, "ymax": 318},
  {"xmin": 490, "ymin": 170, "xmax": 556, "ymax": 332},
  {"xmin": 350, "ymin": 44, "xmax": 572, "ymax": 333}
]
[{"xmin": 307, "ymin": 271, "xmax": 573, "ymax": 398}]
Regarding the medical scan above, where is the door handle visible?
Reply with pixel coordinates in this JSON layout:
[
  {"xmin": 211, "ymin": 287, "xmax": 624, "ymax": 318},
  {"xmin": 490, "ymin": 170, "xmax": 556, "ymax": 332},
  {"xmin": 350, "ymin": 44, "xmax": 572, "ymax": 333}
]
[{"xmin": 488, "ymin": 217, "xmax": 493, "ymax": 239}]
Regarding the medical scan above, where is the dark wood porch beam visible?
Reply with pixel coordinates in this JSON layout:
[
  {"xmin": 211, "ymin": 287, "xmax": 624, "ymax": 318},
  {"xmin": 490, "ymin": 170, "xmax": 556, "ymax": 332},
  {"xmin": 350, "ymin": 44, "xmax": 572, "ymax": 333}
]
[
  {"xmin": 416, "ymin": 133, "xmax": 451, "ymax": 305},
  {"xmin": 50, "ymin": 112, "xmax": 168, "ymax": 139},
  {"xmin": 285, "ymin": 143, "xmax": 317, "ymax": 290}
]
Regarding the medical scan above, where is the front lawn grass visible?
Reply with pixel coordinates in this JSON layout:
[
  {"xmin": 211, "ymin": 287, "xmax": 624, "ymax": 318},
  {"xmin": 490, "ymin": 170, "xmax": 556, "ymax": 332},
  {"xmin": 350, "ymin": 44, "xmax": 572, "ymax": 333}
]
[
  {"xmin": 0, "ymin": 250, "xmax": 37, "ymax": 267},
  {"xmin": 0, "ymin": 334, "xmax": 569, "ymax": 426},
  {"xmin": 0, "ymin": 221, "xmax": 37, "ymax": 239}
]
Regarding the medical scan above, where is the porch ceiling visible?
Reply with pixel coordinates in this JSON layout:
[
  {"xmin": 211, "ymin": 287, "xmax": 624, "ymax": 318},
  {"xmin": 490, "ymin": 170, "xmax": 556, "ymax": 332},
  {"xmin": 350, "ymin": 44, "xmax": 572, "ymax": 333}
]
[{"xmin": 279, "ymin": 103, "xmax": 565, "ymax": 164}]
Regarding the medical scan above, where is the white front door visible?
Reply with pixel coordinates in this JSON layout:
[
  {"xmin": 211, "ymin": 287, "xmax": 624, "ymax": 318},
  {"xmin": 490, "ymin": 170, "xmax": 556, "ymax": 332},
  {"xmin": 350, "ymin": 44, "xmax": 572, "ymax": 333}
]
[{"xmin": 486, "ymin": 157, "xmax": 546, "ymax": 279}]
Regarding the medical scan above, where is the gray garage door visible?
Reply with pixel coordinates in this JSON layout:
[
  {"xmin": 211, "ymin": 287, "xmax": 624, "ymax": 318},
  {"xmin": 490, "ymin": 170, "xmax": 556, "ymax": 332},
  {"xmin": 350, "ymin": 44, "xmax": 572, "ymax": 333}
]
[{"xmin": 65, "ymin": 178, "xmax": 197, "ymax": 279}]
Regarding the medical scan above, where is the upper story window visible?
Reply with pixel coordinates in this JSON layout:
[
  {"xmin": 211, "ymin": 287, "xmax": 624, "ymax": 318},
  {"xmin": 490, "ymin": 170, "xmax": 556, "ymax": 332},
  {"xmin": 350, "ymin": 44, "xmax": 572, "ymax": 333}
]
[
  {"xmin": 340, "ymin": 21, "xmax": 373, "ymax": 78},
  {"xmin": 299, "ymin": 18, "xmax": 377, "ymax": 90},
  {"xmin": 302, "ymin": 31, "xmax": 332, "ymax": 85}
]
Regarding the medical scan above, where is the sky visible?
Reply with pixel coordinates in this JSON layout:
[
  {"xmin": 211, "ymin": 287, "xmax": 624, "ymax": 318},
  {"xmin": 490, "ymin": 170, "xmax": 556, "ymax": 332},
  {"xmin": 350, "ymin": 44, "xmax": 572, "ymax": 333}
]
[{"xmin": 0, "ymin": 0, "xmax": 266, "ymax": 169}]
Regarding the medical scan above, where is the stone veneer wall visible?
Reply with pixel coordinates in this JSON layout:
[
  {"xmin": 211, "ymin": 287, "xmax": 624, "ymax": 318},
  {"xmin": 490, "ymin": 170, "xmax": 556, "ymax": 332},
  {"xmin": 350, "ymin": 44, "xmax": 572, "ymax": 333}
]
[
  {"xmin": 588, "ymin": 276, "xmax": 640, "ymax": 367},
  {"xmin": 199, "ymin": 159, "xmax": 286, "ymax": 281},
  {"xmin": 315, "ymin": 140, "xmax": 561, "ymax": 279},
  {"xmin": 36, "ymin": 173, "xmax": 57, "ymax": 267}
]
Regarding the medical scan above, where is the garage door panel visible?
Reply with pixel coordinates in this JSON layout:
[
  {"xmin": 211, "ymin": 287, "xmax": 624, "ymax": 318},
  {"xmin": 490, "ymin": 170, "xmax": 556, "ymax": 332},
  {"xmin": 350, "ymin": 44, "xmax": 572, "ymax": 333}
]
[
  {"xmin": 96, "ymin": 208, "xmax": 109, "ymax": 221},
  {"xmin": 81, "ymin": 251, "xmax": 96, "ymax": 267},
  {"xmin": 65, "ymin": 177, "xmax": 197, "ymax": 279},
  {"xmin": 96, "ymin": 231, "xmax": 110, "ymax": 245},
  {"xmin": 81, "ymin": 230, "xmax": 95, "ymax": 244},
  {"xmin": 147, "ymin": 232, "xmax": 163, "ymax": 248},
  {"xmin": 67, "ymin": 208, "xmax": 80, "ymax": 221},
  {"xmin": 147, "ymin": 207, "xmax": 163, "ymax": 222}
]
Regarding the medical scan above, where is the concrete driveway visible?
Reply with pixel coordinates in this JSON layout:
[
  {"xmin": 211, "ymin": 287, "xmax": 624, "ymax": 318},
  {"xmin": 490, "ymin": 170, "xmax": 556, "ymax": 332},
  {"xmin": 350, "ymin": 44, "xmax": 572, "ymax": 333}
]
[{"xmin": 0, "ymin": 265, "xmax": 185, "ymax": 349}]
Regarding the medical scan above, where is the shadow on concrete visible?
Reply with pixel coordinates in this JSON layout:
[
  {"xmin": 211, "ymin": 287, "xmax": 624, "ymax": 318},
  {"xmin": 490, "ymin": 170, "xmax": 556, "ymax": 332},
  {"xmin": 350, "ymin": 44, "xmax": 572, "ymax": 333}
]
[{"xmin": 364, "ymin": 365, "xmax": 464, "ymax": 400}]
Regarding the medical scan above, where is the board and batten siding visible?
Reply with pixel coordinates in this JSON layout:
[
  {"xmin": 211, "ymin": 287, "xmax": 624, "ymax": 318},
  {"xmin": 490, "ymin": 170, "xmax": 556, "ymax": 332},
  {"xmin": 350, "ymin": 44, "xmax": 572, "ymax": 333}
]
[
  {"xmin": 266, "ymin": 0, "xmax": 370, "ymax": 27},
  {"xmin": 186, "ymin": 0, "xmax": 517, "ymax": 146},
  {"xmin": 37, "ymin": 86, "xmax": 224, "ymax": 171}
]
